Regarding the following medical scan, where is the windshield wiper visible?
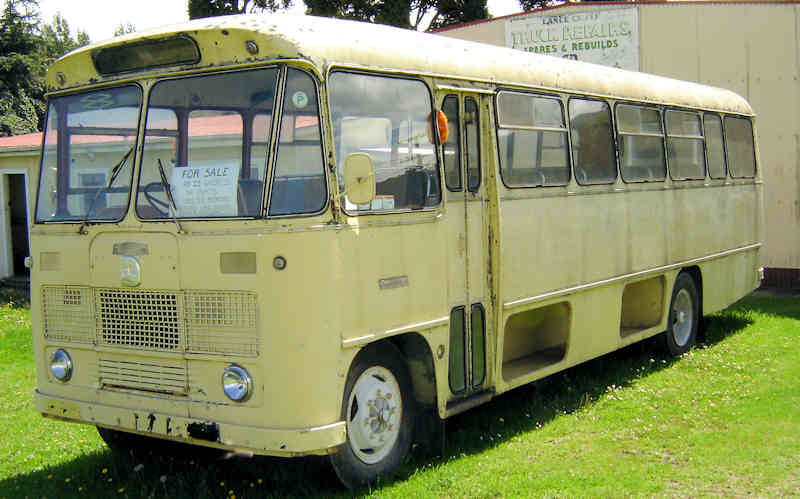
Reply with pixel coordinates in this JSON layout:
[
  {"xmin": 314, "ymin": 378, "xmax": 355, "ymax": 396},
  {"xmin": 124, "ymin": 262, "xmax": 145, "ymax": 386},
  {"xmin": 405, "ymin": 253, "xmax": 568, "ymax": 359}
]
[
  {"xmin": 78, "ymin": 145, "xmax": 134, "ymax": 234},
  {"xmin": 157, "ymin": 158, "xmax": 184, "ymax": 234}
]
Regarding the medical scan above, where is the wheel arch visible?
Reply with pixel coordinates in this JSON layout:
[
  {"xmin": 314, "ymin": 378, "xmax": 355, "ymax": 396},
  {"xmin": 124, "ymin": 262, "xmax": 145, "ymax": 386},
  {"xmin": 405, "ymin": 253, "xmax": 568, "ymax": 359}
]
[{"xmin": 682, "ymin": 265, "xmax": 704, "ymax": 317}]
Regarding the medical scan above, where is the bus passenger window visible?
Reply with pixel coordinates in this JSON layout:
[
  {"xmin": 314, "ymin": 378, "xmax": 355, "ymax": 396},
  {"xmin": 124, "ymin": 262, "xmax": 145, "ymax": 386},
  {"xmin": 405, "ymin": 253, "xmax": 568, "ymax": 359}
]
[
  {"xmin": 703, "ymin": 114, "xmax": 727, "ymax": 179},
  {"xmin": 568, "ymin": 98, "xmax": 616, "ymax": 184},
  {"xmin": 724, "ymin": 116, "xmax": 756, "ymax": 178},
  {"xmin": 442, "ymin": 95, "xmax": 461, "ymax": 191},
  {"xmin": 616, "ymin": 104, "xmax": 666, "ymax": 182},
  {"xmin": 330, "ymin": 72, "xmax": 441, "ymax": 212},
  {"xmin": 497, "ymin": 91, "xmax": 569, "ymax": 187},
  {"xmin": 666, "ymin": 110, "xmax": 705, "ymax": 180},
  {"xmin": 268, "ymin": 69, "xmax": 326, "ymax": 216}
]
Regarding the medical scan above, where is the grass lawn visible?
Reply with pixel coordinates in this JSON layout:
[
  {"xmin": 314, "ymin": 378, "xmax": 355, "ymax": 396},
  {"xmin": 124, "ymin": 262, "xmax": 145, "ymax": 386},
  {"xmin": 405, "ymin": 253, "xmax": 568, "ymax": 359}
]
[{"xmin": 1, "ymin": 291, "xmax": 798, "ymax": 498}]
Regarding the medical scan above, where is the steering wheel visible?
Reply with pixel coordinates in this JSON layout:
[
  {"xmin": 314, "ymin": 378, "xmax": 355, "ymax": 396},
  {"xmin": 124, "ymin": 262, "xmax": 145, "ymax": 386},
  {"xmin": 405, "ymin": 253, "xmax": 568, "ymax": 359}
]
[{"xmin": 142, "ymin": 182, "xmax": 171, "ymax": 218}]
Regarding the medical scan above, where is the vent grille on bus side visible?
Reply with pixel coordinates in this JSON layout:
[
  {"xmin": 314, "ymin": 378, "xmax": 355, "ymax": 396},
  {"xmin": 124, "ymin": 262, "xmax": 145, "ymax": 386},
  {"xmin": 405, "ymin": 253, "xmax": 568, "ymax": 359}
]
[
  {"xmin": 40, "ymin": 286, "xmax": 259, "ymax": 357},
  {"xmin": 97, "ymin": 356, "xmax": 187, "ymax": 394}
]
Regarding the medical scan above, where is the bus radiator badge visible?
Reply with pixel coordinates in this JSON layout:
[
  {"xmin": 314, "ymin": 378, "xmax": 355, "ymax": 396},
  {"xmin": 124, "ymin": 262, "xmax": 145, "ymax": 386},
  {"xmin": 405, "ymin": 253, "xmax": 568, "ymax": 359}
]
[{"xmin": 120, "ymin": 256, "xmax": 142, "ymax": 287}]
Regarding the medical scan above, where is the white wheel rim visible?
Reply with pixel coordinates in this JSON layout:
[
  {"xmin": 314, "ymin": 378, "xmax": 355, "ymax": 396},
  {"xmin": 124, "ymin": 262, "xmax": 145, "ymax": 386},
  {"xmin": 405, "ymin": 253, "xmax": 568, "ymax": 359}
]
[
  {"xmin": 345, "ymin": 366, "xmax": 402, "ymax": 465},
  {"xmin": 672, "ymin": 288, "xmax": 693, "ymax": 346}
]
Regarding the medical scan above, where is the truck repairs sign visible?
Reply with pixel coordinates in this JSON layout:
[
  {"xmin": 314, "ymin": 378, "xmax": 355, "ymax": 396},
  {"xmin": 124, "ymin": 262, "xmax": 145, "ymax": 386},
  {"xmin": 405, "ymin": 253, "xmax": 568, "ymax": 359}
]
[{"xmin": 505, "ymin": 7, "xmax": 639, "ymax": 71}]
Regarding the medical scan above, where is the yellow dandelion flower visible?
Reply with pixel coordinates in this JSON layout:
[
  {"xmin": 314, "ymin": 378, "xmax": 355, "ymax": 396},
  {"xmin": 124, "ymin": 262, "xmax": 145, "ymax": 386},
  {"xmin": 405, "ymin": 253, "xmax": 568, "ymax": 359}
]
[
  {"xmin": 220, "ymin": 481, "xmax": 225, "ymax": 487},
  {"xmin": 228, "ymin": 490, "xmax": 234, "ymax": 495},
  {"xmin": 65, "ymin": 478, "xmax": 71, "ymax": 483},
  {"xmin": 118, "ymin": 487, "xmax": 125, "ymax": 493},
  {"xmin": 47, "ymin": 474, "xmax": 53, "ymax": 479},
  {"xmin": 78, "ymin": 487, "xmax": 83, "ymax": 492},
  {"xmin": 250, "ymin": 482, "xmax": 254, "ymax": 488},
  {"xmin": 102, "ymin": 468, "xmax": 108, "ymax": 474},
  {"xmin": 257, "ymin": 479, "xmax": 263, "ymax": 484}
]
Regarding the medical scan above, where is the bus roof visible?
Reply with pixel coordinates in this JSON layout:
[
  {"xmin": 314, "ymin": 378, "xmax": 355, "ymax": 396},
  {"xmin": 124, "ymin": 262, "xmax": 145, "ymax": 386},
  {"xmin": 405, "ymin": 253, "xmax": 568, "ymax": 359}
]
[{"xmin": 47, "ymin": 14, "xmax": 753, "ymax": 115}]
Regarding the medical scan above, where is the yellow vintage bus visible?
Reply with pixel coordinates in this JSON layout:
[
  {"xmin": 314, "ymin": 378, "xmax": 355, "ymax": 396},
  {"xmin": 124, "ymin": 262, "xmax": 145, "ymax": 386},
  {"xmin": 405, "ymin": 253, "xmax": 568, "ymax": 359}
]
[{"xmin": 31, "ymin": 14, "xmax": 762, "ymax": 487}]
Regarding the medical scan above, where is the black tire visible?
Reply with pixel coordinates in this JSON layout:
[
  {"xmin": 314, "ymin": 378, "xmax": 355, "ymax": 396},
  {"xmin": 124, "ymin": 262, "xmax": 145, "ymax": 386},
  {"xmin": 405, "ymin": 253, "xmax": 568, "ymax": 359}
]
[
  {"xmin": 330, "ymin": 342, "xmax": 416, "ymax": 489},
  {"xmin": 664, "ymin": 272, "xmax": 700, "ymax": 356}
]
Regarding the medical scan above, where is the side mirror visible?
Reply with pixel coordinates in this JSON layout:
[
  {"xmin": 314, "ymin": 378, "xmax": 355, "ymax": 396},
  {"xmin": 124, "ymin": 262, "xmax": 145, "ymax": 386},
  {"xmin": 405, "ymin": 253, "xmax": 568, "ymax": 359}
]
[{"xmin": 343, "ymin": 152, "xmax": 375, "ymax": 206}]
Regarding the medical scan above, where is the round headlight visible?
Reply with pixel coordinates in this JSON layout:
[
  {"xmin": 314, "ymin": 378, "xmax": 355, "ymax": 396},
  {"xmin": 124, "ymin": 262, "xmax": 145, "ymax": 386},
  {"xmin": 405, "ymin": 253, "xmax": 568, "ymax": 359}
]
[
  {"xmin": 50, "ymin": 349, "xmax": 73, "ymax": 381},
  {"xmin": 222, "ymin": 365, "xmax": 252, "ymax": 402}
]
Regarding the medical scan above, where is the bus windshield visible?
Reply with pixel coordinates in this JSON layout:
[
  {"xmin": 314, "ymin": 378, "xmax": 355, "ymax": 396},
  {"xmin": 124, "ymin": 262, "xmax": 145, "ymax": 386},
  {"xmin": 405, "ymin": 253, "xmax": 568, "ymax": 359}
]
[
  {"xmin": 136, "ymin": 67, "xmax": 281, "ymax": 219},
  {"xmin": 35, "ymin": 86, "xmax": 141, "ymax": 222}
]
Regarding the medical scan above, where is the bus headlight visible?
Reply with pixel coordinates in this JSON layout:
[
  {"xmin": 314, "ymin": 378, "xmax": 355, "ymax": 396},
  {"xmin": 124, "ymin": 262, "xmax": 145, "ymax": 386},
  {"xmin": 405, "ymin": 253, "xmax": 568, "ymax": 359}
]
[
  {"xmin": 222, "ymin": 365, "xmax": 252, "ymax": 402},
  {"xmin": 50, "ymin": 349, "xmax": 73, "ymax": 382}
]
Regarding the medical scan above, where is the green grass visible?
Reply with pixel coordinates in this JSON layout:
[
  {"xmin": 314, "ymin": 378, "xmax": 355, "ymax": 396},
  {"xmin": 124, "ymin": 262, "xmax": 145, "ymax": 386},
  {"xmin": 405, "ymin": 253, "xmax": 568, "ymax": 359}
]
[{"xmin": 1, "ymin": 292, "xmax": 798, "ymax": 497}]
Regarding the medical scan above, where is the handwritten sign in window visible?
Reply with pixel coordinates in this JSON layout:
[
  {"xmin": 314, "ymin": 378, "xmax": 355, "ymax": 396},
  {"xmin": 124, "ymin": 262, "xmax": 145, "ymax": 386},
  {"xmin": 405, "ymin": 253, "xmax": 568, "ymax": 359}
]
[{"xmin": 170, "ymin": 163, "xmax": 239, "ymax": 217}]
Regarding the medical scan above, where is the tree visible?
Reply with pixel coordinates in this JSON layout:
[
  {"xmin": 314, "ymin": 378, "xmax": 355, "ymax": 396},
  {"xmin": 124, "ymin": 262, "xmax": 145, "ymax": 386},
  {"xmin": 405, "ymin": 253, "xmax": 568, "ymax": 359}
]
[
  {"xmin": 188, "ymin": 0, "xmax": 293, "ymax": 19},
  {"xmin": 0, "ymin": 0, "xmax": 42, "ymax": 135},
  {"xmin": 188, "ymin": 0, "xmax": 488, "ymax": 30},
  {"xmin": 0, "ymin": 1, "xmax": 90, "ymax": 136},
  {"xmin": 517, "ymin": 0, "xmax": 560, "ymax": 12},
  {"xmin": 303, "ymin": 0, "xmax": 488, "ymax": 30},
  {"xmin": 113, "ymin": 22, "xmax": 136, "ymax": 36}
]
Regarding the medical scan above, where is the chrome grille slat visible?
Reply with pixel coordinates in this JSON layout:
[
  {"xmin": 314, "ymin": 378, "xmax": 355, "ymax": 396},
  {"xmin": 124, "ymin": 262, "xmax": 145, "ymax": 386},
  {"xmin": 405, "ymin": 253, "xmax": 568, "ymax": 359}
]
[{"xmin": 98, "ymin": 357, "xmax": 187, "ymax": 393}]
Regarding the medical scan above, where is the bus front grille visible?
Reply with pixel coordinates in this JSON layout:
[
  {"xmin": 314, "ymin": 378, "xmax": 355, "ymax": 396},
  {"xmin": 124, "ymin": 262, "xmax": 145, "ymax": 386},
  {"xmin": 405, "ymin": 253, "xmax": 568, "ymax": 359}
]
[
  {"xmin": 41, "ymin": 286, "xmax": 259, "ymax": 357},
  {"xmin": 98, "ymin": 356, "xmax": 187, "ymax": 394},
  {"xmin": 97, "ymin": 289, "xmax": 182, "ymax": 350}
]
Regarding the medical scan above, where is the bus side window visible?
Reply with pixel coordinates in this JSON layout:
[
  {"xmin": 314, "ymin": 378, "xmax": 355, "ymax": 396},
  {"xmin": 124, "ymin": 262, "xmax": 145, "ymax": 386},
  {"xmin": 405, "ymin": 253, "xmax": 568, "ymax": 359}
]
[
  {"xmin": 496, "ymin": 91, "xmax": 570, "ymax": 187},
  {"xmin": 442, "ymin": 95, "xmax": 461, "ymax": 191},
  {"xmin": 330, "ymin": 71, "xmax": 442, "ymax": 213},
  {"xmin": 724, "ymin": 116, "xmax": 756, "ymax": 178},
  {"xmin": 703, "ymin": 114, "xmax": 727, "ymax": 179},
  {"xmin": 616, "ymin": 104, "xmax": 666, "ymax": 182},
  {"xmin": 465, "ymin": 97, "xmax": 481, "ymax": 192},
  {"xmin": 666, "ymin": 110, "xmax": 705, "ymax": 180},
  {"xmin": 268, "ymin": 69, "xmax": 327, "ymax": 216},
  {"xmin": 568, "ymin": 98, "xmax": 616, "ymax": 185}
]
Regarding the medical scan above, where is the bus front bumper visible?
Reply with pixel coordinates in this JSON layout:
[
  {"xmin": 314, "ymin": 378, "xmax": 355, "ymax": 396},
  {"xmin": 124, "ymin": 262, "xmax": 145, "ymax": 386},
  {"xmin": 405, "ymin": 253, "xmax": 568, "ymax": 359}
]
[{"xmin": 35, "ymin": 390, "xmax": 346, "ymax": 457}]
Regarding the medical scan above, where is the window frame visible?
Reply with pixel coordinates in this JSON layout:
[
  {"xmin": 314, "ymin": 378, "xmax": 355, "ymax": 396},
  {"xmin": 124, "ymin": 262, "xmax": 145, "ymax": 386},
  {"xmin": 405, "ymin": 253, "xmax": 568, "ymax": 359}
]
[
  {"xmin": 614, "ymin": 102, "xmax": 667, "ymax": 184},
  {"xmin": 328, "ymin": 68, "xmax": 443, "ymax": 216},
  {"xmin": 442, "ymin": 94, "xmax": 462, "ymax": 192},
  {"xmin": 723, "ymin": 115, "xmax": 757, "ymax": 179},
  {"xmin": 567, "ymin": 96, "xmax": 618, "ymax": 186},
  {"xmin": 665, "ymin": 108, "xmax": 706, "ymax": 181},
  {"xmin": 702, "ymin": 112, "xmax": 728, "ymax": 180},
  {"xmin": 35, "ymin": 83, "xmax": 143, "ymax": 224},
  {"xmin": 465, "ymin": 96, "xmax": 482, "ymax": 193},
  {"xmin": 495, "ymin": 89, "xmax": 571, "ymax": 189},
  {"xmin": 266, "ymin": 66, "xmax": 329, "ymax": 218}
]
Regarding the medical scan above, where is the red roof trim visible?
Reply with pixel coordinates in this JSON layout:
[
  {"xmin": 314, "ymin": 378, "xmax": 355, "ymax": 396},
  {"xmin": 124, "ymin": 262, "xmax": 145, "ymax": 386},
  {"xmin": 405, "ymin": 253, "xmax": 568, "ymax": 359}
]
[{"xmin": 429, "ymin": 0, "xmax": 800, "ymax": 33}]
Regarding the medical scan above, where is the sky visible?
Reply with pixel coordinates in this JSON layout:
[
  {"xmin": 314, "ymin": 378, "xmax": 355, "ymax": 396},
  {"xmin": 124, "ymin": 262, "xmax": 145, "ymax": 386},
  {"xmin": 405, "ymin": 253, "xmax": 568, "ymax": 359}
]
[{"xmin": 38, "ymin": 0, "xmax": 526, "ymax": 43}]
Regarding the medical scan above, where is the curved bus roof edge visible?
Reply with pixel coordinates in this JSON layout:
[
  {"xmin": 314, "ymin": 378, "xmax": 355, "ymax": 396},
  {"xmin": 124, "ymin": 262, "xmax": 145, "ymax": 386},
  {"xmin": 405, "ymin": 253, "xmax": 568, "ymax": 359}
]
[{"xmin": 46, "ymin": 13, "xmax": 754, "ymax": 116}]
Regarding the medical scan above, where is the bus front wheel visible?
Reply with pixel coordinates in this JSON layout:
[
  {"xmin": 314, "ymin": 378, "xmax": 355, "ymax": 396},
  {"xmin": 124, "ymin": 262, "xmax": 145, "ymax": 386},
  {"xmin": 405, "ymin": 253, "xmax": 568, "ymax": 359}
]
[
  {"xmin": 664, "ymin": 272, "xmax": 699, "ymax": 356},
  {"xmin": 330, "ymin": 343, "xmax": 416, "ymax": 489}
]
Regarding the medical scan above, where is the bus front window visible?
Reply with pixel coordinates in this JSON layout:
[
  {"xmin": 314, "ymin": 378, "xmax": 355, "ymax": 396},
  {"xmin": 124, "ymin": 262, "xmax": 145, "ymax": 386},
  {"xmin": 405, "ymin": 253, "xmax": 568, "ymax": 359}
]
[
  {"xmin": 35, "ymin": 86, "xmax": 142, "ymax": 222},
  {"xmin": 136, "ymin": 68, "xmax": 279, "ymax": 219}
]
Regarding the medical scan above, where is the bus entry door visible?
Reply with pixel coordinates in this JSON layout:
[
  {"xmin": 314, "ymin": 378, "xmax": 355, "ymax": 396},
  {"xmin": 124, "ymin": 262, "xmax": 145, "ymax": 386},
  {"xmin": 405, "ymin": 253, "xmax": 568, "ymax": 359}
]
[{"xmin": 442, "ymin": 92, "xmax": 489, "ymax": 397}]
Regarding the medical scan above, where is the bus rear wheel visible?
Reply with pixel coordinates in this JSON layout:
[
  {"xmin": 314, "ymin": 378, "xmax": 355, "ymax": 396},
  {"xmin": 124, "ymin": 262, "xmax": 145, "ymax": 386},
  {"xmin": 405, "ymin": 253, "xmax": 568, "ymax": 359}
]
[
  {"xmin": 330, "ymin": 343, "xmax": 415, "ymax": 489},
  {"xmin": 664, "ymin": 272, "xmax": 699, "ymax": 356}
]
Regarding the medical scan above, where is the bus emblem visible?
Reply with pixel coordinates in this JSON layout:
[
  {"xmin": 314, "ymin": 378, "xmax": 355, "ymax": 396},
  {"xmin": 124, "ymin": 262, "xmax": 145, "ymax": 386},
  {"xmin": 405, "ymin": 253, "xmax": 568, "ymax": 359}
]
[{"xmin": 120, "ymin": 256, "xmax": 141, "ymax": 287}]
